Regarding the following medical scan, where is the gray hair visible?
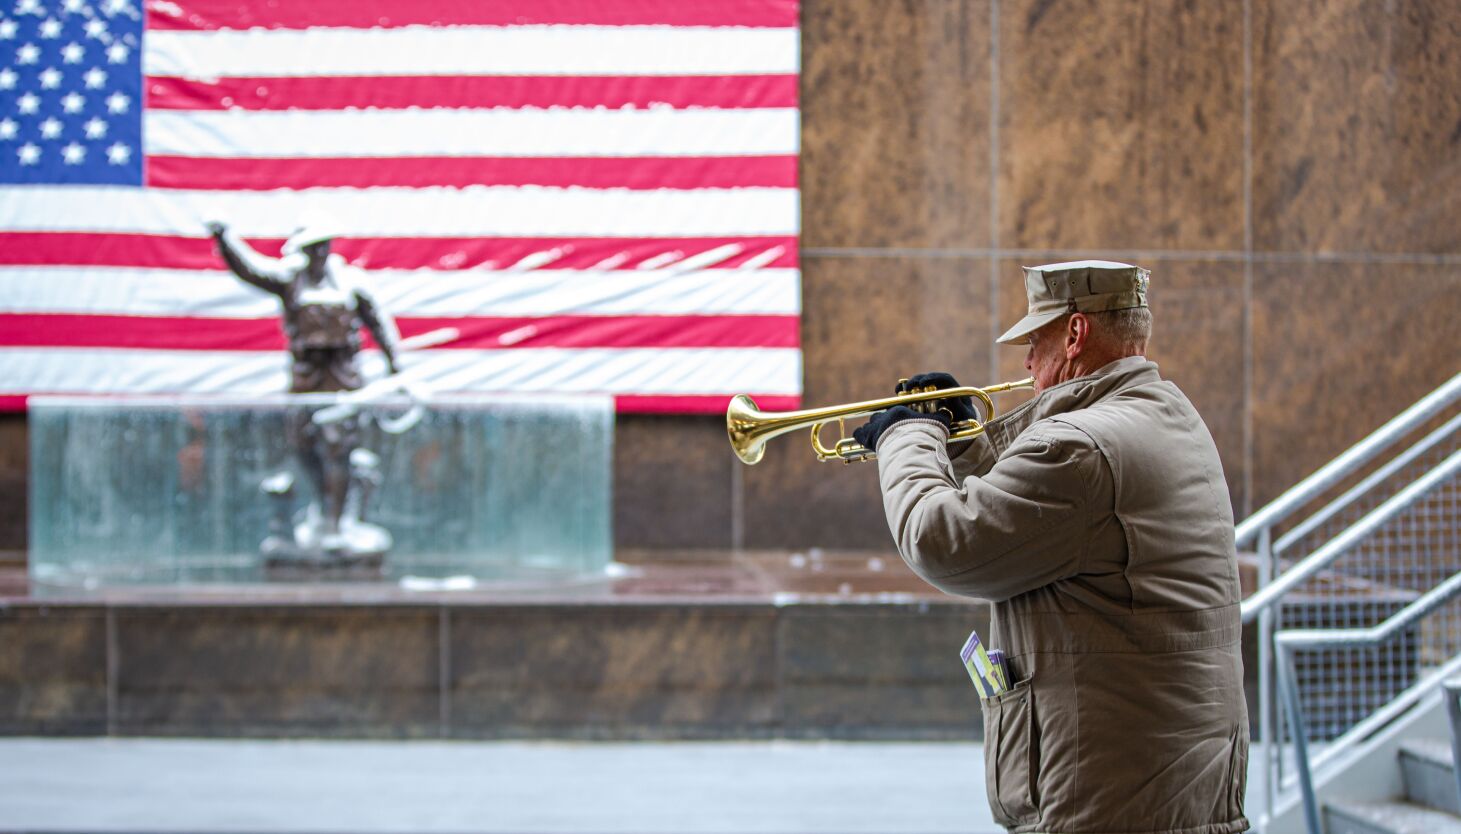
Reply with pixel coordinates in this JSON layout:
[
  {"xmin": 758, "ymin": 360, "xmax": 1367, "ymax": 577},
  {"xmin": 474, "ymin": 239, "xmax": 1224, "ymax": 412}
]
[{"xmin": 1089, "ymin": 306, "xmax": 1152, "ymax": 354}]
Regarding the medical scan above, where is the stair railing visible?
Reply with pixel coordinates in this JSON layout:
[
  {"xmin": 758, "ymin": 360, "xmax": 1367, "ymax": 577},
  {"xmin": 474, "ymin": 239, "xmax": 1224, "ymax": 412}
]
[
  {"xmin": 1235, "ymin": 373, "xmax": 1461, "ymax": 830},
  {"xmin": 1277, "ymin": 568, "xmax": 1461, "ymax": 834},
  {"xmin": 1446, "ymin": 678, "xmax": 1461, "ymax": 822}
]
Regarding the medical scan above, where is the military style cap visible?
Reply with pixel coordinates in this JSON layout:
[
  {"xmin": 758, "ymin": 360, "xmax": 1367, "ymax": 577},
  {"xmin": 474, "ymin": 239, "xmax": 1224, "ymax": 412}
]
[{"xmin": 996, "ymin": 260, "xmax": 1150, "ymax": 345}]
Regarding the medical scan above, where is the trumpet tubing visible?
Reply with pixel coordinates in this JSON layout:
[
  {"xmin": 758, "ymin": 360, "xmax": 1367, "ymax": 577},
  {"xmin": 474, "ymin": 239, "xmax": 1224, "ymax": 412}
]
[{"xmin": 727, "ymin": 377, "xmax": 1036, "ymax": 465}]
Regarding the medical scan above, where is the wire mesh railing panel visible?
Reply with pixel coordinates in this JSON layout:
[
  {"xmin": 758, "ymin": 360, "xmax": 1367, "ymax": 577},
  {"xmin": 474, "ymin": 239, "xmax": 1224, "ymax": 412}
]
[
  {"xmin": 1276, "ymin": 462, "xmax": 1461, "ymax": 743},
  {"xmin": 1279, "ymin": 422, "xmax": 1458, "ymax": 569}
]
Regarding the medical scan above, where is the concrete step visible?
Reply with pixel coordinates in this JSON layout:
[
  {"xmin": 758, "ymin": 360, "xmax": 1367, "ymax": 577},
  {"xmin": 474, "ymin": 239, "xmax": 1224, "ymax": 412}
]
[
  {"xmin": 1324, "ymin": 798, "xmax": 1461, "ymax": 834},
  {"xmin": 1400, "ymin": 738, "xmax": 1461, "ymax": 814}
]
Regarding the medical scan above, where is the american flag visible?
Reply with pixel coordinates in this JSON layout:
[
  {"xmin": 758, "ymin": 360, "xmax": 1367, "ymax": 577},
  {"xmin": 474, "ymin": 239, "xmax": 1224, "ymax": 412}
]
[{"xmin": 0, "ymin": 0, "xmax": 801, "ymax": 414}]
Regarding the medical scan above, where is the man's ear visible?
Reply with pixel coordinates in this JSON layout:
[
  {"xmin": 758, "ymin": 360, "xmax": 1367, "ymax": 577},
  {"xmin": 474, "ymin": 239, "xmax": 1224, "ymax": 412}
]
[{"xmin": 1066, "ymin": 313, "xmax": 1089, "ymax": 359}]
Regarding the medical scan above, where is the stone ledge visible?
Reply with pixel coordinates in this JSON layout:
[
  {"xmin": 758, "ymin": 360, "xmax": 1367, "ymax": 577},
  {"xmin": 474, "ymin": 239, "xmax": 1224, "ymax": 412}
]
[{"xmin": 0, "ymin": 551, "xmax": 990, "ymax": 741}]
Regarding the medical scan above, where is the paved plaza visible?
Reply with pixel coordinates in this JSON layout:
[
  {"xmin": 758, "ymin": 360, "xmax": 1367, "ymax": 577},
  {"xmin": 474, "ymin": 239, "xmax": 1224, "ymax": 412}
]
[{"xmin": 0, "ymin": 738, "xmax": 996, "ymax": 833}]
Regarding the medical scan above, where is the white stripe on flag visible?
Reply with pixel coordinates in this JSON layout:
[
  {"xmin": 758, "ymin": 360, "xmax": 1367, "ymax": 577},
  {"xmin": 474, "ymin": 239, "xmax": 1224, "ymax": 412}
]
[
  {"xmin": 0, "ymin": 187, "xmax": 800, "ymax": 237},
  {"xmin": 0, "ymin": 267, "xmax": 802, "ymax": 318},
  {"xmin": 0, "ymin": 347, "xmax": 803, "ymax": 396},
  {"xmin": 145, "ymin": 25, "xmax": 800, "ymax": 78},
  {"xmin": 146, "ymin": 108, "xmax": 800, "ymax": 158}
]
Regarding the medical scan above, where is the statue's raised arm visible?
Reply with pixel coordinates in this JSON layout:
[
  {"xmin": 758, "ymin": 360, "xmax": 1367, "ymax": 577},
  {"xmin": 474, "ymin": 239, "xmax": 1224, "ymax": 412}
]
[{"xmin": 206, "ymin": 221, "xmax": 290, "ymax": 296}]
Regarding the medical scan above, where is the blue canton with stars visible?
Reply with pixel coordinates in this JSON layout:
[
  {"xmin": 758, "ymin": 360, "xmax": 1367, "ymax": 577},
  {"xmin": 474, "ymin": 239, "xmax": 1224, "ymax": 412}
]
[{"xmin": 0, "ymin": 0, "xmax": 143, "ymax": 185}]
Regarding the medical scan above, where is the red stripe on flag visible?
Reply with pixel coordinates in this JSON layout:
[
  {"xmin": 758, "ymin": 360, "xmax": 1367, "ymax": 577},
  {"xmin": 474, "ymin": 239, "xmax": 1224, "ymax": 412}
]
[
  {"xmin": 0, "ymin": 314, "xmax": 800, "ymax": 351},
  {"xmin": 146, "ymin": 0, "xmax": 799, "ymax": 30},
  {"xmin": 614, "ymin": 393, "xmax": 800, "ymax": 414},
  {"xmin": 146, "ymin": 155, "xmax": 799, "ymax": 191},
  {"xmin": 0, "ymin": 393, "xmax": 801, "ymax": 416},
  {"xmin": 146, "ymin": 74, "xmax": 799, "ymax": 111},
  {"xmin": 0, "ymin": 233, "xmax": 798, "ymax": 271}
]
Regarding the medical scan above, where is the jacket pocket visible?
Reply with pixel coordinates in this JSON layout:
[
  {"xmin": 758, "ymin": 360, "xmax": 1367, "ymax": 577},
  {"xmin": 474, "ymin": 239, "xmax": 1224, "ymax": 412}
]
[{"xmin": 981, "ymin": 679, "xmax": 1040, "ymax": 827}]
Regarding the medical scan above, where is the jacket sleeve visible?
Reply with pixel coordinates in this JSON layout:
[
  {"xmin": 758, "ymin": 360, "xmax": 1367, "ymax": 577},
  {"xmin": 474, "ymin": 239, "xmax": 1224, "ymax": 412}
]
[
  {"xmin": 948, "ymin": 434, "xmax": 998, "ymax": 481},
  {"xmin": 875, "ymin": 418, "xmax": 1105, "ymax": 602}
]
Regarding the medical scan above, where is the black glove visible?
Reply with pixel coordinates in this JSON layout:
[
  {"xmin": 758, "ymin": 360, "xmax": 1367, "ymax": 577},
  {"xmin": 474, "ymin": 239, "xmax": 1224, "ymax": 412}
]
[
  {"xmin": 897, "ymin": 372, "xmax": 978, "ymax": 424},
  {"xmin": 851, "ymin": 405, "xmax": 950, "ymax": 453}
]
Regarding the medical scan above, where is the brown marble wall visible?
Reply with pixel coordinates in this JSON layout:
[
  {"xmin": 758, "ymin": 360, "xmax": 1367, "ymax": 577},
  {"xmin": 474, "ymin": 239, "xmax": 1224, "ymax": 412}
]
[
  {"xmin": 0, "ymin": 416, "xmax": 26, "ymax": 556},
  {"xmin": 1247, "ymin": 0, "xmax": 1461, "ymax": 502},
  {"xmin": 0, "ymin": 599, "xmax": 987, "ymax": 739},
  {"xmin": 998, "ymin": 0, "xmax": 1246, "ymax": 252},
  {"xmin": 800, "ymin": 0, "xmax": 993, "ymax": 250},
  {"xmin": 0, "ymin": 607, "xmax": 107, "ymax": 734},
  {"xmin": 617, "ymin": 0, "xmax": 1461, "ymax": 553},
  {"xmin": 1252, "ymin": 0, "xmax": 1461, "ymax": 253},
  {"xmin": 2, "ymin": 0, "xmax": 1458, "ymax": 558},
  {"xmin": 1251, "ymin": 261, "xmax": 1461, "ymax": 496}
]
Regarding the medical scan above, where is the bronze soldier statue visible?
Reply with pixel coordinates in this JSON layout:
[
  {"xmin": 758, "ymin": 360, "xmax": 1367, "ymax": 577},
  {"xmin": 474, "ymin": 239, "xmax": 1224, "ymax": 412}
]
[{"xmin": 207, "ymin": 220, "xmax": 402, "ymax": 569}]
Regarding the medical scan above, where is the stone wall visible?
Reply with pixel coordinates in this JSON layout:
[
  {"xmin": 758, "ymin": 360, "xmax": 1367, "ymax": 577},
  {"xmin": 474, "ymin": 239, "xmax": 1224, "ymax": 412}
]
[
  {"xmin": 0, "ymin": 597, "xmax": 990, "ymax": 739},
  {"xmin": 616, "ymin": 0, "xmax": 1461, "ymax": 554},
  {"xmin": 4, "ymin": 0, "xmax": 1460, "ymax": 556}
]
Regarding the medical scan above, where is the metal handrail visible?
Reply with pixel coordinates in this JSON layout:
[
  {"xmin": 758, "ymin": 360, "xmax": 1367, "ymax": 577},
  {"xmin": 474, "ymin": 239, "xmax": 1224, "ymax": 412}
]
[
  {"xmin": 1272, "ymin": 412, "xmax": 1461, "ymax": 556},
  {"xmin": 1278, "ymin": 571, "xmax": 1461, "ymax": 652},
  {"xmin": 1235, "ymin": 372, "xmax": 1461, "ymax": 548},
  {"xmin": 1276, "ymin": 569, "xmax": 1461, "ymax": 834},
  {"xmin": 1240, "ymin": 449, "xmax": 1461, "ymax": 622},
  {"xmin": 1238, "ymin": 374, "xmax": 1461, "ymax": 832}
]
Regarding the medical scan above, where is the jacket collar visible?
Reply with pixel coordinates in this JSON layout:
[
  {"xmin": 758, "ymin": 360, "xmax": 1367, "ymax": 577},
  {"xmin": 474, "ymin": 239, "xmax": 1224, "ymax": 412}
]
[{"xmin": 982, "ymin": 355, "xmax": 1160, "ymax": 453}]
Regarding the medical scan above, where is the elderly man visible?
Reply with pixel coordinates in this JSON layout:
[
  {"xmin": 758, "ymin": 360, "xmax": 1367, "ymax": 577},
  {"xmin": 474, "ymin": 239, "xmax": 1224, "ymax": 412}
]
[{"xmin": 852, "ymin": 261, "xmax": 1248, "ymax": 834}]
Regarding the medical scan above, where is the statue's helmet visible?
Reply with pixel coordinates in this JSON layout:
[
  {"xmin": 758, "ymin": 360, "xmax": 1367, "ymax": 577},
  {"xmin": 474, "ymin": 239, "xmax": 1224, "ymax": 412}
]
[{"xmin": 282, "ymin": 225, "xmax": 339, "ymax": 255}]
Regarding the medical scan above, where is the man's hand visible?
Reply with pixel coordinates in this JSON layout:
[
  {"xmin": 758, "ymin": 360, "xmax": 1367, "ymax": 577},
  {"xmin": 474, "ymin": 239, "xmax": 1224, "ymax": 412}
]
[
  {"xmin": 898, "ymin": 372, "xmax": 979, "ymax": 424},
  {"xmin": 851, "ymin": 405, "xmax": 949, "ymax": 453},
  {"xmin": 205, "ymin": 220, "xmax": 227, "ymax": 237}
]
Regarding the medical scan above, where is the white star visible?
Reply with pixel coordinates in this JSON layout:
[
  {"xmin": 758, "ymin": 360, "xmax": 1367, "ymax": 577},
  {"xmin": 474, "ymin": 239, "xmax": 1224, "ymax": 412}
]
[
  {"xmin": 0, "ymin": 68, "xmax": 16, "ymax": 90},
  {"xmin": 63, "ymin": 0, "xmax": 88, "ymax": 12},
  {"xmin": 83, "ymin": 67, "xmax": 105, "ymax": 88},
  {"xmin": 0, "ymin": 118, "xmax": 16, "ymax": 140},
  {"xmin": 105, "ymin": 42, "xmax": 127, "ymax": 63},
  {"xmin": 61, "ymin": 91, "xmax": 84, "ymax": 113},
  {"xmin": 83, "ymin": 116, "xmax": 105, "ymax": 138},
  {"xmin": 38, "ymin": 66, "xmax": 61, "ymax": 88},
  {"xmin": 106, "ymin": 141, "xmax": 128, "ymax": 164},
  {"xmin": 83, "ymin": 18, "xmax": 105, "ymax": 38},
  {"xmin": 17, "ymin": 142, "xmax": 39, "ymax": 165},
  {"xmin": 38, "ymin": 17, "xmax": 60, "ymax": 37},
  {"xmin": 104, "ymin": 91, "xmax": 127, "ymax": 113},
  {"xmin": 15, "ymin": 0, "xmax": 42, "ymax": 14},
  {"xmin": 16, "ymin": 41, "xmax": 39, "ymax": 63},
  {"xmin": 61, "ymin": 141, "xmax": 84, "ymax": 164},
  {"xmin": 17, "ymin": 92, "xmax": 39, "ymax": 114},
  {"xmin": 39, "ymin": 116, "xmax": 61, "ymax": 138},
  {"xmin": 61, "ymin": 42, "xmax": 83, "ymax": 63},
  {"xmin": 0, "ymin": 19, "xmax": 17, "ymax": 39}
]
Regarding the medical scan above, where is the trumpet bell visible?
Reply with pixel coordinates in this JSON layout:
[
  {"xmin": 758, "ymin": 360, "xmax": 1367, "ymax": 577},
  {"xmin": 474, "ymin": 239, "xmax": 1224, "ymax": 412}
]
[{"xmin": 726, "ymin": 394, "xmax": 768, "ymax": 465}]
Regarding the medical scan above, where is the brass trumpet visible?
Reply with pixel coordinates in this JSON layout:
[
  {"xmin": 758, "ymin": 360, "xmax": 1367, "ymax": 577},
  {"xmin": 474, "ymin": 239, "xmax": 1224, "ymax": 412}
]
[{"xmin": 727, "ymin": 377, "xmax": 1036, "ymax": 465}]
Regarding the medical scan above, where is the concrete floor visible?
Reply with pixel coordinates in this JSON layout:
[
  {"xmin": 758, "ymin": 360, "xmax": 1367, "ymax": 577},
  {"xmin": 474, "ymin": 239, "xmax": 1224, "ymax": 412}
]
[{"xmin": 0, "ymin": 738, "xmax": 997, "ymax": 833}]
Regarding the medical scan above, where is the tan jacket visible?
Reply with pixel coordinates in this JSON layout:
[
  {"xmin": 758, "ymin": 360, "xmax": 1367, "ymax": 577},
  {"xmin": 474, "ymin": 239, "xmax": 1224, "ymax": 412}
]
[{"xmin": 876, "ymin": 357, "xmax": 1248, "ymax": 834}]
